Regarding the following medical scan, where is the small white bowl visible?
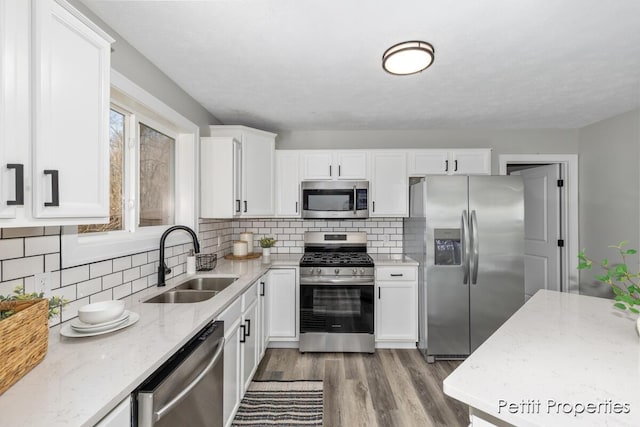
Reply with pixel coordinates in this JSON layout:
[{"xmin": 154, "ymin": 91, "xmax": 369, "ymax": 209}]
[{"xmin": 78, "ymin": 300, "xmax": 125, "ymax": 324}]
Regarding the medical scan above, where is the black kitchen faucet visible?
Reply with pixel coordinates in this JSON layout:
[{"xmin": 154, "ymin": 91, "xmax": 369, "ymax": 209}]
[{"xmin": 158, "ymin": 225, "xmax": 200, "ymax": 286}]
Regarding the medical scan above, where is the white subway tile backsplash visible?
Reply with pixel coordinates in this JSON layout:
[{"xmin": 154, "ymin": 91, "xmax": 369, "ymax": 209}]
[
  {"xmin": 3, "ymin": 256, "xmax": 43, "ymax": 281},
  {"xmin": 0, "ymin": 279, "xmax": 22, "ymax": 296},
  {"xmin": 132, "ymin": 276, "xmax": 148, "ymax": 293},
  {"xmin": 62, "ymin": 297, "xmax": 89, "ymax": 322},
  {"xmin": 57, "ymin": 284, "xmax": 77, "ymax": 302},
  {"xmin": 123, "ymin": 267, "xmax": 141, "ymax": 283},
  {"xmin": 140, "ymin": 262, "xmax": 155, "ymax": 277},
  {"xmin": 102, "ymin": 271, "xmax": 123, "ymax": 289},
  {"xmin": 77, "ymin": 278, "xmax": 102, "ymax": 298},
  {"xmin": 44, "ymin": 226, "xmax": 61, "ymax": 236},
  {"xmin": 62, "ymin": 265, "xmax": 89, "ymax": 286},
  {"xmin": 90, "ymin": 289, "xmax": 113, "ymax": 303},
  {"xmin": 25, "ymin": 235, "xmax": 59, "ymax": 256},
  {"xmin": 132, "ymin": 253, "xmax": 147, "ymax": 267},
  {"xmin": 0, "ymin": 239, "xmax": 24, "ymax": 260},
  {"xmin": 113, "ymin": 282, "xmax": 132, "ymax": 300},
  {"xmin": 113, "ymin": 256, "xmax": 132, "ymax": 272},
  {"xmin": 90, "ymin": 260, "xmax": 112, "ymax": 278},
  {"xmin": 45, "ymin": 253, "xmax": 60, "ymax": 272}
]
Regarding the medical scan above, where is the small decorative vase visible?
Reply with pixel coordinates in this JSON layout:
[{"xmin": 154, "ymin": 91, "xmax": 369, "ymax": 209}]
[{"xmin": 262, "ymin": 247, "xmax": 271, "ymax": 257}]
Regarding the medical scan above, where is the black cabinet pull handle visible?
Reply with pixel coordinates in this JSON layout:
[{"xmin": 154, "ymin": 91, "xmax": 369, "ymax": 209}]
[
  {"xmin": 6, "ymin": 164, "xmax": 24, "ymax": 206},
  {"xmin": 372, "ymin": 201, "xmax": 375, "ymax": 212},
  {"xmin": 339, "ymin": 165, "xmax": 341, "ymax": 176},
  {"xmin": 329, "ymin": 165, "xmax": 332, "ymax": 176},
  {"xmin": 390, "ymin": 273, "xmax": 404, "ymax": 277},
  {"xmin": 454, "ymin": 160, "xmax": 458, "ymax": 172},
  {"xmin": 245, "ymin": 319, "xmax": 251, "ymax": 337},
  {"xmin": 378, "ymin": 288, "xmax": 381, "ymax": 299},
  {"xmin": 236, "ymin": 199, "xmax": 241, "ymax": 212},
  {"xmin": 243, "ymin": 200, "xmax": 247, "ymax": 213},
  {"xmin": 260, "ymin": 281, "xmax": 265, "ymax": 296},
  {"xmin": 43, "ymin": 170, "xmax": 59, "ymax": 207},
  {"xmin": 240, "ymin": 324, "xmax": 246, "ymax": 343},
  {"xmin": 445, "ymin": 160, "xmax": 449, "ymax": 172},
  {"xmin": 295, "ymin": 201, "xmax": 298, "ymax": 213}
]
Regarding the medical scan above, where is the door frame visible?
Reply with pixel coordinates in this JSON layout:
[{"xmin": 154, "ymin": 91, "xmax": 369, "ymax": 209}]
[{"xmin": 498, "ymin": 154, "xmax": 579, "ymax": 294}]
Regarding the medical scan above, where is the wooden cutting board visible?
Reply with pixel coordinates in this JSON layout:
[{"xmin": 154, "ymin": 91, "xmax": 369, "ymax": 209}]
[{"xmin": 224, "ymin": 253, "xmax": 262, "ymax": 260}]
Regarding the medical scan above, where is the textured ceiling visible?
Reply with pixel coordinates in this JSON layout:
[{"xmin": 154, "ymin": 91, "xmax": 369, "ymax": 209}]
[{"xmin": 83, "ymin": 0, "xmax": 640, "ymax": 132}]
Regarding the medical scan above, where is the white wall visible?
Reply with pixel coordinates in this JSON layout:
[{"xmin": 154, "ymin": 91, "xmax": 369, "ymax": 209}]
[
  {"xmin": 578, "ymin": 108, "xmax": 640, "ymax": 297},
  {"xmin": 69, "ymin": 0, "xmax": 220, "ymax": 134},
  {"xmin": 276, "ymin": 129, "xmax": 579, "ymax": 174}
]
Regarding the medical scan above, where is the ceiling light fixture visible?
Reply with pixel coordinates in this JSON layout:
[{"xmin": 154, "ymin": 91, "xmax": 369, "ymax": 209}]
[{"xmin": 382, "ymin": 40, "xmax": 435, "ymax": 76}]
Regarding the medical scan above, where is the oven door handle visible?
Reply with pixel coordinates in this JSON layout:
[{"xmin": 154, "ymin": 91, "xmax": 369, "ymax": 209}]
[{"xmin": 300, "ymin": 277, "xmax": 375, "ymax": 286}]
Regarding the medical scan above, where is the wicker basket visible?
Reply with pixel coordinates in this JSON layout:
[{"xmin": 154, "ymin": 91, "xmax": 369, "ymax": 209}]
[{"xmin": 0, "ymin": 299, "xmax": 49, "ymax": 395}]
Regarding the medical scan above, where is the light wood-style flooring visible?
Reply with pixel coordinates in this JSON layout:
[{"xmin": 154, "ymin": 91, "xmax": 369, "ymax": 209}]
[{"xmin": 253, "ymin": 349, "xmax": 469, "ymax": 427}]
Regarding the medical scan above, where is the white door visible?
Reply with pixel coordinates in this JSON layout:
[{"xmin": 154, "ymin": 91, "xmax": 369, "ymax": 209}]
[
  {"xmin": 275, "ymin": 151, "xmax": 300, "ymax": 216},
  {"xmin": 376, "ymin": 283, "xmax": 417, "ymax": 341},
  {"xmin": 223, "ymin": 321, "xmax": 241, "ymax": 427},
  {"xmin": 32, "ymin": 0, "xmax": 111, "ymax": 219},
  {"xmin": 267, "ymin": 269, "xmax": 297, "ymax": 339},
  {"xmin": 241, "ymin": 299, "xmax": 259, "ymax": 392},
  {"xmin": 370, "ymin": 152, "xmax": 408, "ymax": 217},
  {"xmin": 516, "ymin": 164, "xmax": 562, "ymax": 299},
  {"xmin": 409, "ymin": 150, "xmax": 448, "ymax": 175},
  {"xmin": 336, "ymin": 152, "xmax": 367, "ymax": 180},
  {"xmin": 301, "ymin": 151, "xmax": 333, "ymax": 180},
  {"xmin": 242, "ymin": 132, "xmax": 274, "ymax": 216}
]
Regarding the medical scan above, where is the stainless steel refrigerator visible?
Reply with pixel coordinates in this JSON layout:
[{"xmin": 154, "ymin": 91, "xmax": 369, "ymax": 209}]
[{"xmin": 404, "ymin": 176, "xmax": 524, "ymax": 363}]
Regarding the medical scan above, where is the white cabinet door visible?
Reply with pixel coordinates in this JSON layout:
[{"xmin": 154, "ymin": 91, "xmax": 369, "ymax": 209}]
[
  {"xmin": 301, "ymin": 151, "xmax": 333, "ymax": 180},
  {"xmin": 275, "ymin": 151, "xmax": 300, "ymax": 216},
  {"xmin": 336, "ymin": 152, "xmax": 367, "ymax": 180},
  {"xmin": 243, "ymin": 131, "xmax": 274, "ymax": 216},
  {"xmin": 0, "ymin": 0, "xmax": 28, "ymax": 220},
  {"xmin": 450, "ymin": 149, "xmax": 491, "ymax": 175},
  {"xmin": 370, "ymin": 152, "xmax": 408, "ymax": 217},
  {"xmin": 32, "ymin": 0, "xmax": 111, "ymax": 219},
  {"xmin": 409, "ymin": 150, "xmax": 449, "ymax": 175},
  {"xmin": 257, "ymin": 275, "xmax": 269, "ymax": 357},
  {"xmin": 267, "ymin": 269, "xmax": 297, "ymax": 339},
  {"xmin": 241, "ymin": 298, "xmax": 259, "ymax": 393},
  {"xmin": 233, "ymin": 139, "xmax": 243, "ymax": 216},
  {"xmin": 223, "ymin": 321, "xmax": 241, "ymax": 427},
  {"xmin": 94, "ymin": 397, "xmax": 131, "ymax": 427},
  {"xmin": 376, "ymin": 282, "xmax": 418, "ymax": 341}
]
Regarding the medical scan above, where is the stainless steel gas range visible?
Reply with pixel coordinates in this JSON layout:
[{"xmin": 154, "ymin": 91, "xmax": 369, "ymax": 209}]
[{"xmin": 299, "ymin": 232, "xmax": 375, "ymax": 353}]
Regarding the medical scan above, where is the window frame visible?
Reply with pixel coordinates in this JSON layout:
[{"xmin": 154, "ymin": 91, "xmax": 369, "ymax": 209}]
[{"xmin": 61, "ymin": 70, "xmax": 199, "ymax": 268}]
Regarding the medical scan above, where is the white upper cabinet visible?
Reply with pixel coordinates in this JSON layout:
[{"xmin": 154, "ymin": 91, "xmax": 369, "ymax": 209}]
[
  {"xmin": 300, "ymin": 150, "xmax": 367, "ymax": 180},
  {"xmin": 0, "ymin": 0, "xmax": 113, "ymax": 226},
  {"xmin": 408, "ymin": 149, "xmax": 491, "ymax": 176},
  {"xmin": 275, "ymin": 151, "xmax": 300, "ymax": 217},
  {"xmin": 370, "ymin": 151, "xmax": 407, "ymax": 217},
  {"xmin": 202, "ymin": 126, "xmax": 276, "ymax": 218}
]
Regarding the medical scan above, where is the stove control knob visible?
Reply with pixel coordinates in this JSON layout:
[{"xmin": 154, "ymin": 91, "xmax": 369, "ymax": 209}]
[
  {"xmin": 317, "ymin": 269, "xmax": 322, "ymax": 275},
  {"xmin": 334, "ymin": 268, "xmax": 340, "ymax": 275},
  {"xmin": 352, "ymin": 268, "xmax": 358, "ymax": 275},
  {"xmin": 360, "ymin": 268, "xmax": 365, "ymax": 274},
  {"xmin": 309, "ymin": 268, "xmax": 315, "ymax": 275}
]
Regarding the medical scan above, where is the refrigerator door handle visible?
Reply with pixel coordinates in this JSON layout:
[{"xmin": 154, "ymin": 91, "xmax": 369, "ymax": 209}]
[
  {"xmin": 470, "ymin": 209, "xmax": 479, "ymax": 284},
  {"xmin": 461, "ymin": 210, "xmax": 470, "ymax": 285}
]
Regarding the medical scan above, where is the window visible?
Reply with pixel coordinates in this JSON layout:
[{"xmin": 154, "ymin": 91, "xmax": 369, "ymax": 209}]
[
  {"xmin": 62, "ymin": 70, "xmax": 198, "ymax": 268},
  {"xmin": 79, "ymin": 105, "xmax": 178, "ymax": 234}
]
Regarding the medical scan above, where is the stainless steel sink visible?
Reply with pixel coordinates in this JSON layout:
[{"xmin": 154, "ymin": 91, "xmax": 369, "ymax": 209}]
[
  {"xmin": 174, "ymin": 277, "xmax": 237, "ymax": 292},
  {"xmin": 144, "ymin": 290, "xmax": 218, "ymax": 304}
]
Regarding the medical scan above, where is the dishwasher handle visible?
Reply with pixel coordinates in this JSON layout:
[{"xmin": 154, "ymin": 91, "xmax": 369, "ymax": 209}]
[{"xmin": 154, "ymin": 336, "xmax": 225, "ymax": 422}]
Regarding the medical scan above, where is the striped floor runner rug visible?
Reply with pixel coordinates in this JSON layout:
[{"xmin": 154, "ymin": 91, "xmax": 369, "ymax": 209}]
[{"xmin": 231, "ymin": 380, "xmax": 323, "ymax": 426}]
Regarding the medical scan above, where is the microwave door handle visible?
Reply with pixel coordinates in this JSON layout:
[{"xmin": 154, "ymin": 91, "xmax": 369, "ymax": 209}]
[
  {"xmin": 353, "ymin": 185, "xmax": 357, "ymax": 214},
  {"xmin": 153, "ymin": 337, "xmax": 225, "ymax": 422}
]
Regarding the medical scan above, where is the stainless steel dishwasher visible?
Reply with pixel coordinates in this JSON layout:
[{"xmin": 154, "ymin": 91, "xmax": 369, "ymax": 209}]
[{"xmin": 135, "ymin": 321, "xmax": 224, "ymax": 427}]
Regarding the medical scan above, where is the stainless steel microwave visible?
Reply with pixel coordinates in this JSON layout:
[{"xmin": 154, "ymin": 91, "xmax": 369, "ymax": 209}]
[{"xmin": 301, "ymin": 180, "xmax": 369, "ymax": 219}]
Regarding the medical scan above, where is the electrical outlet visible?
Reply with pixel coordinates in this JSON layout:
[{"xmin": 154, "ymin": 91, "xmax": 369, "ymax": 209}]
[{"xmin": 34, "ymin": 272, "xmax": 52, "ymax": 297}]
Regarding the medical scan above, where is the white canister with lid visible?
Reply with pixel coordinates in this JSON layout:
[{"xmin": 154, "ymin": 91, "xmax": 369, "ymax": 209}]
[
  {"xmin": 239, "ymin": 232, "xmax": 254, "ymax": 253},
  {"xmin": 233, "ymin": 240, "xmax": 248, "ymax": 257}
]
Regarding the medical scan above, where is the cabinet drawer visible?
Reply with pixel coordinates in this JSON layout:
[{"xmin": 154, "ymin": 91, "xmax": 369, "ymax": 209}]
[
  {"xmin": 376, "ymin": 266, "xmax": 416, "ymax": 281},
  {"xmin": 218, "ymin": 298, "xmax": 242, "ymax": 332},
  {"xmin": 242, "ymin": 282, "xmax": 259, "ymax": 311}
]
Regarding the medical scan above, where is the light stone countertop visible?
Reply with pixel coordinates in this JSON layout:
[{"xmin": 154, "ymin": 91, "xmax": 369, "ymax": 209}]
[
  {"xmin": 443, "ymin": 290, "xmax": 640, "ymax": 427},
  {"xmin": 0, "ymin": 254, "xmax": 301, "ymax": 427},
  {"xmin": 370, "ymin": 254, "xmax": 419, "ymax": 266}
]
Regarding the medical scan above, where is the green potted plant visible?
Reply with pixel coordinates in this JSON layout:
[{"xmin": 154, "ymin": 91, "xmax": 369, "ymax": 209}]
[
  {"xmin": 259, "ymin": 236, "xmax": 277, "ymax": 257},
  {"xmin": 578, "ymin": 241, "xmax": 640, "ymax": 335}
]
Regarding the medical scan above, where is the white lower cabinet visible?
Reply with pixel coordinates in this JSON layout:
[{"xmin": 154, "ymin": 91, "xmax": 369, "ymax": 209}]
[
  {"xmin": 218, "ymin": 298, "xmax": 242, "ymax": 427},
  {"xmin": 257, "ymin": 274, "xmax": 269, "ymax": 357},
  {"xmin": 241, "ymin": 297, "xmax": 259, "ymax": 393},
  {"xmin": 266, "ymin": 269, "xmax": 297, "ymax": 340},
  {"xmin": 375, "ymin": 266, "xmax": 418, "ymax": 344},
  {"xmin": 94, "ymin": 396, "xmax": 131, "ymax": 427}
]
